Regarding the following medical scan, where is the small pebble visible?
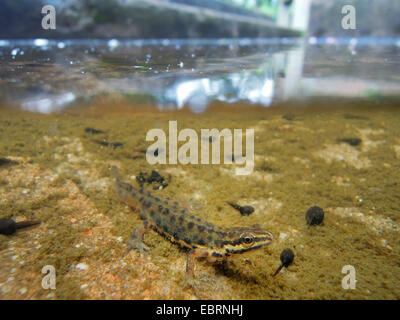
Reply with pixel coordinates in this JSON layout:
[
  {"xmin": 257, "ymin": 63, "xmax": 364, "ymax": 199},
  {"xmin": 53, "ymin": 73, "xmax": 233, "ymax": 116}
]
[
  {"xmin": 306, "ymin": 206, "xmax": 324, "ymax": 226},
  {"xmin": 76, "ymin": 263, "xmax": 89, "ymax": 271},
  {"xmin": 18, "ymin": 287, "xmax": 27, "ymax": 295},
  {"xmin": 279, "ymin": 233, "xmax": 288, "ymax": 241},
  {"xmin": 381, "ymin": 239, "xmax": 388, "ymax": 247},
  {"xmin": 1, "ymin": 285, "xmax": 11, "ymax": 294},
  {"xmin": 46, "ymin": 292, "xmax": 55, "ymax": 299}
]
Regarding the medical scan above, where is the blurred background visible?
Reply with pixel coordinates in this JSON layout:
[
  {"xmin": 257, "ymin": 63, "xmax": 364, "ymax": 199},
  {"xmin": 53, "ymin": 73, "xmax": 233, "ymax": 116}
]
[{"xmin": 1, "ymin": 0, "xmax": 399, "ymax": 39}]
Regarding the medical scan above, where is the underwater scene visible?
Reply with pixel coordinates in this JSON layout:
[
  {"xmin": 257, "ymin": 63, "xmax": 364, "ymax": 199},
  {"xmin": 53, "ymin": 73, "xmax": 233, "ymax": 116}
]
[{"xmin": 0, "ymin": 0, "xmax": 400, "ymax": 300}]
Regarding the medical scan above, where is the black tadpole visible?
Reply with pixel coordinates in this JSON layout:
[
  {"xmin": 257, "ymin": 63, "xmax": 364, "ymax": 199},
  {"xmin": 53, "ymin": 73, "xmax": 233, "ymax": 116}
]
[
  {"xmin": 272, "ymin": 248, "xmax": 294, "ymax": 276},
  {"xmin": 0, "ymin": 218, "xmax": 41, "ymax": 235},
  {"xmin": 306, "ymin": 206, "xmax": 324, "ymax": 226},
  {"xmin": 226, "ymin": 201, "xmax": 254, "ymax": 216},
  {"xmin": 84, "ymin": 127, "xmax": 105, "ymax": 135}
]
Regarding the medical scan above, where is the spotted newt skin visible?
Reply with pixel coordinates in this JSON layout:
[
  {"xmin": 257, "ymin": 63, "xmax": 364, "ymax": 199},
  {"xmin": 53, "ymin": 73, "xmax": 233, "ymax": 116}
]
[{"xmin": 111, "ymin": 166, "xmax": 273, "ymax": 285}]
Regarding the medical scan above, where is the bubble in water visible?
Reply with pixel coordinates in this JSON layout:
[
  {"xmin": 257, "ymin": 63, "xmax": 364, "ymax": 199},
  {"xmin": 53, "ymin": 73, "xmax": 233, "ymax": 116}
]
[
  {"xmin": 11, "ymin": 48, "xmax": 19, "ymax": 56},
  {"xmin": 349, "ymin": 38, "xmax": 358, "ymax": 46},
  {"xmin": 57, "ymin": 42, "xmax": 66, "ymax": 49},
  {"xmin": 308, "ymin": 37, "xmax": 317, "ymax": 45},
  {"xmin": 107, "ymin": 39, "xmax": 120, "ymax": 49},
  {"xmin": 145, "ymin": 53, "xmax": 151, "ymax": 64},
  {"xmin": 178, "ymin": 61, "xmax": 184, "ymax": 68},
  {"xmin": 326, "ymin": 37, "xmax": 336, "ymax": 45},
  {"xmin": 34, "ymin": 39, "xmax": 49, "ymax": 47},
  {"xmin": 348, "ymin": 38, "xmax": 358, "ymax": 55}
]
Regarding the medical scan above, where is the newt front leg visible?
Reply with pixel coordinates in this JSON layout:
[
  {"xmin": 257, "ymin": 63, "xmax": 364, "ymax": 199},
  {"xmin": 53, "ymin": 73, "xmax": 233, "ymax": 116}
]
[
  {"xmin": 185, "ymin": 249, "xmax": 196, "ymax": 283},
  {"xmin": 124, "ymin": 220, "xmax": 151, "ymax": 256},
  {"xmin": 183, "ymin": 249, "xmax": 202, "ymax": 298}
]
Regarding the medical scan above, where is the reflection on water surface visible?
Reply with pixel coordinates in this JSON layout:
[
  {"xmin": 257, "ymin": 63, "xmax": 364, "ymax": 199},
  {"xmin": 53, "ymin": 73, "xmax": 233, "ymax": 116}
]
[{"xmin": 0, "ymin": 37, "xmax": 400, "ymax": 113}]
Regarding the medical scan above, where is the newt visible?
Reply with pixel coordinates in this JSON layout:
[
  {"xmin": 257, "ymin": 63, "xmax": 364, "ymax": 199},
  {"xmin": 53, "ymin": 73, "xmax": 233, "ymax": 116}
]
[{"xmin": 111, "ymin": 166, "xmax": 273, "ymax": 291}]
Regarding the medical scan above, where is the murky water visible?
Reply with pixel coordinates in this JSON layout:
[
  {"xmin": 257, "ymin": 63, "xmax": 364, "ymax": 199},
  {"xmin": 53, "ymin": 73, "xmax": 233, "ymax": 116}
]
[{"xmin": 1, "ymin": 37, "xmax": 400, "ymax": 300}]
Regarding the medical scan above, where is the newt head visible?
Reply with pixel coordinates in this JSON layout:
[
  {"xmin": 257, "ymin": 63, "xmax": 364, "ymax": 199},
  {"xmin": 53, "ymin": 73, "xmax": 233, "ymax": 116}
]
[{"xmin": 221, "ymin": 225, "xmax": 273, "ymax": 255}]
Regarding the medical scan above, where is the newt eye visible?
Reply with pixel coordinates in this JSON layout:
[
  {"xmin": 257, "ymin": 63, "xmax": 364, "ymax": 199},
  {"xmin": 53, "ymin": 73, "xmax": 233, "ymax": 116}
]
[{"xmin": 240, "ymin": 233, "xmax": 255, "ymax": 246}]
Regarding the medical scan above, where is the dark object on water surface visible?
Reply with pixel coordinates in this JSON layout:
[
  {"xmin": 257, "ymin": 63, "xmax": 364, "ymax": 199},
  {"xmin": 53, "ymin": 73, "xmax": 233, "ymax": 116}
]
[
  {"xmin": 337, "ymin": 138, "xmax": 362, "ymax": 147},
  {"xmin": 85, "ymin": 127, "xmax": 105, "ymax": 134},
  {"xmin": 272, "ymin": 248, "xmax": 295, "ymax": 276},
  {"xmin": 0, "ymin": 218, "xmax": 41, "ymax": 235},
  {"xmin": 227, "ymin": 201, "xmax": 254, "ymax": 216},
  {"xmin": 137, "ymin": 170, "xmax": 169, "ymax": 190},
  {"xmin": 0, "ymin": 158, "xmax": 19, "ymax": 167},
  {"xmin": 93, "ymin": 139, "xmax": 123, "ymax": 148},
  {"xmin": 306, "ymin": 206, "xmax": 324, "ymax": 226}
]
